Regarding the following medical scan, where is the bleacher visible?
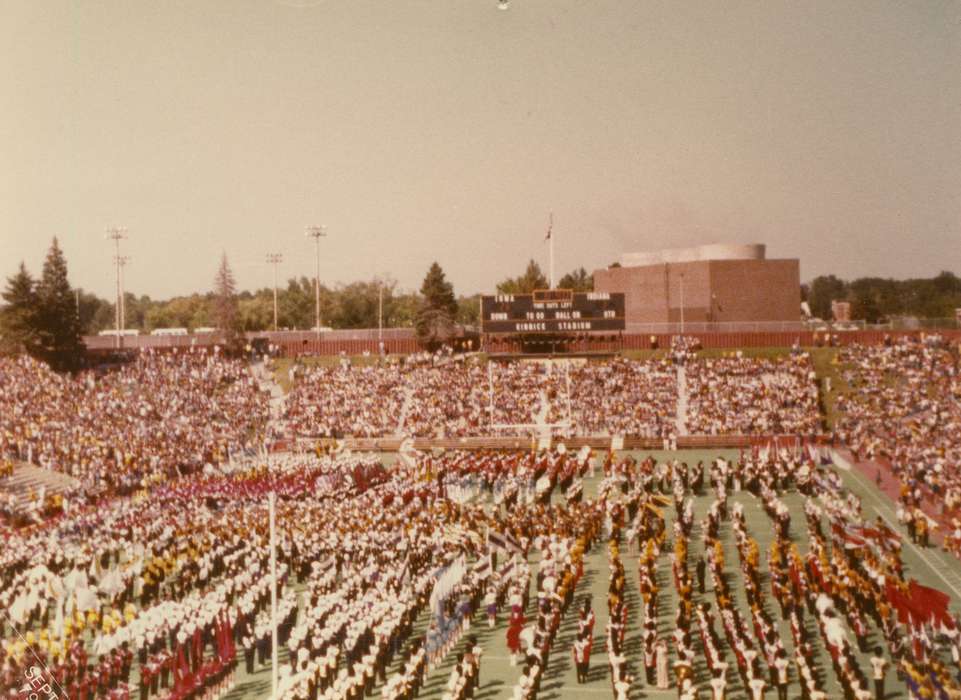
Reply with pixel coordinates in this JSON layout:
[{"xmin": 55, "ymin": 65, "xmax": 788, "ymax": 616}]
[{"xmin": 0, "ymin": 462, "xmax": 80, "ymax": 501}]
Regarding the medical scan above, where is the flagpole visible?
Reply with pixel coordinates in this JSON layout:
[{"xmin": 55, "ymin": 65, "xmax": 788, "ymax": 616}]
[
  {"xmin": 269, "ymin": 491, "xmax": 278, "ymax": 695},
  {"xmin": 548, "ymin": 212, "xmax": 555, "ymax": 289},
  {"xmin": 487, "ymin": 362, "xmax": 495, "ymax": 431}
]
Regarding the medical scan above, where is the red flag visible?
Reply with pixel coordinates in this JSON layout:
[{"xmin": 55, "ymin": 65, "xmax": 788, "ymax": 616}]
[
  {"xmin": 860, "ymin": 526, "xmax": 900, "ymax": 552},
  {"xmin": 831, "ymin": 521, "xmax": 866, "ymax": 549},
  {"xmin": 908, "ymin": 580, "xmax": 954, "ymax": 629},
  {"xmin": 888, "ymin": 579, "xmax": 955, "ymax": 629},
  {"xmin": 885, "ymin": 581, "xmax": 913, "ymax": 626},
  {"xmin": 173, "ymin": 645, "xmax": 189, "ymax": 692}
]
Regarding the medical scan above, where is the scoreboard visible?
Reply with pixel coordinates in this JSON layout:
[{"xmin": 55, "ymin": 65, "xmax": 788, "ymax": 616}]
[{"xmin": 481, "ymin": 289, "xmax": 625, "ymax": 334}]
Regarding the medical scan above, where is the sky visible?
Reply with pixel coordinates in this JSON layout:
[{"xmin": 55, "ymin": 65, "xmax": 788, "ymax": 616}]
[{"xmin": 2, "ymin": 0, "xmax": 960, "ymax": 301}]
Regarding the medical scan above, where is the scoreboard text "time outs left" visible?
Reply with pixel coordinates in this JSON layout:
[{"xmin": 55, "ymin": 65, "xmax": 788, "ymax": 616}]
[{"xmin": 480, "ymin": 290, "xmax": 626, "ymax": 333}]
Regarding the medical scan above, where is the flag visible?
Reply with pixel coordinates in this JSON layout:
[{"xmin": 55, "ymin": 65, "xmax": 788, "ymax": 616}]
[
  {"xmin": 544, "ymin": 213, "xmax": 553, "ymax": 241},
  {"xmin": 472, "ymin": 556, "xmax": 492, "ymax": 579},
  {"xmin": 887, "ymin": 579, "xmax": 955, "ymax": 629},
  {"xmin": 907, "ymin": 580, "xmax": 954, "ymax": 629},
  {"xmin": 488, "ymin": 530, "xmax": 523, "ymax": 555},
  {"xmin": 860, "ymin": 526, "xmax": 900, "ymax": 552},
  {"xmin": 430, "ymin": 556, "xmax": 466, "ymax": 624},
  {"xmin": 831, "ymin": 520, "xmax": 866, "ymax": 549}
]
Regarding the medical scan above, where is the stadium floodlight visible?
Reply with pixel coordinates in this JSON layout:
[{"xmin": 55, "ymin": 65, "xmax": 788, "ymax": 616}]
[
  {"xmin": 116, "ymin": 256, "xmax": 130, "ymax": 335},
  {"xmin": 105, "ymin": 227, "xmax": 128, "ymax": 349},
  {"xmin": 266, "ymin": 253, "xmax": 283, "ymax": 331},
  {"xmin": 305, "ymin": 226, "xmax": 327, "ymax": 339},
  {"xmin": 679, "ymin": 272, "xmax": 685, "ymax": 335}
]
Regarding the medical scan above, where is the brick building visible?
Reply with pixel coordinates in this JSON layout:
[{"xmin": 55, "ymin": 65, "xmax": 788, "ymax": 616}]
[{"xmin": 593, "ymin": 244, "xmax": 800, "ymax": 332}]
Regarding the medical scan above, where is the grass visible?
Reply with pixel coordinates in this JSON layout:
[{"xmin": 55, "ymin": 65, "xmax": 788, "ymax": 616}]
[
  {"xmin": 620, "ymin": 349, "xmax": 670, "ymax": 361},
  {"xmin": 222, "ymin": 449, "xmax": 961, "ymax": 699},
  {"xmin": 695, "ymin": 346, "xmax": 793, "ymax": 360}
]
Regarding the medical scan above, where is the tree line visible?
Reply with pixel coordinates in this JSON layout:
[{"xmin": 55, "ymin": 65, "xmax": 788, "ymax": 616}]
[
  {"xmin": 1, "ymin": 241, "xmax": 596, "ymax": 363},
  {"xmin": 804, "ymin": 271, "xmax": 961, "ymax": 323},
  {"xmin": 5, "ymin": 240, "xmax": 958, "ymax": 364}
]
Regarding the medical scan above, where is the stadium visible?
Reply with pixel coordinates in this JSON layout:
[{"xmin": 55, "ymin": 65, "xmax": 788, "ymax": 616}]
[
  {"xmin": 4, "ymin": 2, "xmax": 961, "ymax": 700},
  {"xmin": 4, "ymin": 299, "xmax": 961, "ymax": 700}
]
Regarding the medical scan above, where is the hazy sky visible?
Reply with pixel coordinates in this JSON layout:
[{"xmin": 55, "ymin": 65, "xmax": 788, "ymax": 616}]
[{"xmin": 3, "ymin": 1, "xmax": 959, "ymax": 300}]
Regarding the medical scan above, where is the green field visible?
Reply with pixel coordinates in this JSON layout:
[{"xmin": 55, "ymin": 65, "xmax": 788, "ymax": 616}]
[{"xmin": 221, "ymin": 449, "xmax": 961, "ymax": 700}]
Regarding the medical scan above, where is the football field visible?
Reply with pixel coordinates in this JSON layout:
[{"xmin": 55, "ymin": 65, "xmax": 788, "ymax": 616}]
[{"xmin": 226, "ymin": 449, "xmax": 961, "ymax": 700}]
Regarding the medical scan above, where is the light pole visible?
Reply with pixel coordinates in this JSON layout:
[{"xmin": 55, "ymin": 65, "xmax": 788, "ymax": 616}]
[
  {"xmin": 378, "ymin": 281, "xmax": 383, "ymax": 342},
  {"xmin": 117, "ymin": 256, "xmax": 130, "ymax": 333},
  {"xmin": 305, "ymin": 226, "xmax": 327, "ymax": 338},
  {"xmin": 268, "ymin": 491, "xmax": 278, "ymax": 696},
  {"xmin": 105, "ymin": 227, "xmax": 127, "ymax": 349},
  {"xmin": 266, "ymin": 254, "xmax": 283, "ymax": 331}
]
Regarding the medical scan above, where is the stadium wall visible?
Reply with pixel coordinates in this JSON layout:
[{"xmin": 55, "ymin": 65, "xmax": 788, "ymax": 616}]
[
  {"xmin": 84, "ymin": 328, "xmax": 961, "ymax": 358},
  {"xmin": 286, "ymin": 434, "xmax": 837, "ymax": 453}
]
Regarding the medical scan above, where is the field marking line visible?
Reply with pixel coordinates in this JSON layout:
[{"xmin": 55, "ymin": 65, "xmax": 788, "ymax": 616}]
[
  {"xmin": 832, "ymin": 462, "xmax": 961, "ymax": 602},
  {"xmin": 871, "ymin": 507, "xmax": 961, "ymax": 600},
  {"xmin": 845, "ymin": 461, "xmax": 961, "ymax": 597}
]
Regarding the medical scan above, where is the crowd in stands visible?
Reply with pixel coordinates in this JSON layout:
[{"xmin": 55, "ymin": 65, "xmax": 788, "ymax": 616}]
[
  {"xmin": 2, "ymin": 334, "xmax": 961, "ymax": 700},
  {"xmin": 0, "ymin": 350, "xmax": 268, "ymax": 507},
  {"xmin": 281, "ymin": 353, "xmax": 821, "ymax": 440},
  {"xmin": 282, "ymin": 363, "xmax": 406, "ymax": 438},
  {"xmin": 685, "ymin": 354, "xmax": 822, "ymax": 436},
  {"xmin": 562, "ymin": 358, "xmax": 676, "ymax": 438},
  {"xmin": 833, "ymin": 336, "xmax": 961, "ymax": 554},
  {"xmin": 401, "ymin": 361, "xmax": 488, "ymax": 438}
]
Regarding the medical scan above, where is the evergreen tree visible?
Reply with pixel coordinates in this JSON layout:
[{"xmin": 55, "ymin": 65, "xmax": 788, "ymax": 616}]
[
  {"xmin": 0, "ymin": 262, "xmax": 40, "ymax": 355},
  {"xmin": 36, "ymin": 238, "xmax": 82, "ymax": 368},
  {"xmin": 212, "ymin": 253, "xmax": 243, "ymax": 350},
  {"xmin": 416, "ymin": 262, "xmax": 458, "ymax": 349}
]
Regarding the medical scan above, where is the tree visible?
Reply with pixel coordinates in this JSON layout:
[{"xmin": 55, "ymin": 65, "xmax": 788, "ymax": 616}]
[
  {"xmin": 145, "ymin": 294, "xmax": 211, "ymax": 331},
  {"xmin": 389, "ymin": 292, "xmax": 420, "ymax": 327},
  {"xmin": 558, "ymin": 267, "xmax": 593, "ymax": 292},
  {"xmin": 497, "ymin": 260, "xmax": 548, "ymax": 294},
  {"xmin": 87, "ymin": 294, "xmax": 116, "ymax": 334},
  {"xmin": 212, "ymin": 253, "xmax": 243, "ymax": 351},
  {"xmin": 238, "ymin": 294, "xmax": 273, "ymax": 331},
  {"xmin": 848, "ymin": 278, "xmax": 885, "ymax": 323},
  {"xmin": 331, "ymin": 280, "xmax": 382, "ymax": 328},
  {"xmin": 0, "ymin": 262, "xmax": 40, "ymax": 355},
  {"xmin": 456, "ymin": 294, "xmax": 481, "ymax": 327},
  {"xmin": 76, "ymin": 289, "xmax": 115, "ymax": 335},
  {"xmin": 806, "ymin": 275, "xmax": 847, "ymax": 320},
  {"xmin": 416, "ymin": 262, "xmax": 458, "ymax": 349},
  {"xmin": 36, "ymin": 238, "xmax": 82, "ymax": 369}
]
